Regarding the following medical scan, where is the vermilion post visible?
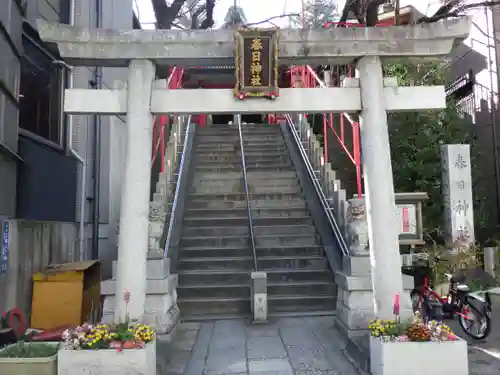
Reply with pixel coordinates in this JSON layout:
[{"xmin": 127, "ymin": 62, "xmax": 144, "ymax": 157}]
[{"xmin": 353, "ymin": 122, "xmax": 362, "ymax": 198}]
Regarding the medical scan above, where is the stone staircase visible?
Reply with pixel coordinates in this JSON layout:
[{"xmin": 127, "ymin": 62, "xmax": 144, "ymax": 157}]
[{"xmin": 177, "ymin": 122, "xmax": 336, "ymax": 320}]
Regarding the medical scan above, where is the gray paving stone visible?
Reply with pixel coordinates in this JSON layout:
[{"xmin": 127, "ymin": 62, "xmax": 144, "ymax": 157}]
[
  {"xmin": 203, "ymin": 354, "xmax": 247, "ymax": 375},
  {"xmin": 248, "ymin": 358, "xmax": 293, "ymax": 374},
  {"xmin": 294, "ymin": 371, "xmax": 345, "ymax": 375},
  {"xmin": 280, "ymin": 327, "xmax": 321, "ymax": 349},
  {"xmin": 324, "ymin": 350, "xmax": 358, "ymax": 373},
  {"xmin": 247, "ymin": 336, "xmax": 287, "ymax": 359},
  {"xmin": 184, "ymin": 359, "xmax": 205, "ymax": 375},
  {"xmin": 159, "ymin": 317, "xmax": 359, "ymax": 375},
  {"xmin": 208, "ymin": 344, "xmax": 246, "ymax": 359},
  {"xmin": 198, "ymin": 322, "xmax": 215, "ymax": 343},
  {"xmin": 246, "ymin": 324, "xmax": 280, "ymax": 337},
  {"xmin": 286, "ymin": 347, "xmax": 333, "ymax": 371},
  {"xmin": 182, "ymin": 322, "xmax": 202, "ymax": 331},
  {"xmin": 313, "ymin": 329, "xmax": 346, "ymax": 352},
  {"xmin": 165, "ymin": 349, "xmax": 191, "ymax": 374}
]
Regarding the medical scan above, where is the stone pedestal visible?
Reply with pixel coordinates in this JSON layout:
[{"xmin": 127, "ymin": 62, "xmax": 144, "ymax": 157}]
[
  {"xmin": 336, "ymin": 198, "xmax": 413, "ymax": 339},
  {"xmin": 101, "ymin": 253, "xmax": 179, "ymax": 335}
]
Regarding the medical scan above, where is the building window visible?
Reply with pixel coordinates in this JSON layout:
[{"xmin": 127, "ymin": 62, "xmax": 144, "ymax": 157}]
[{"xmin": 19, "ymin": 31, "xmax": 64, "ymax": 146}]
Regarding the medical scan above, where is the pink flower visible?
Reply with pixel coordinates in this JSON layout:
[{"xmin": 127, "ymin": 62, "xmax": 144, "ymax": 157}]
[{"xmin": 124, "ymin": 289, "xmax": 131, "ymax": 304}]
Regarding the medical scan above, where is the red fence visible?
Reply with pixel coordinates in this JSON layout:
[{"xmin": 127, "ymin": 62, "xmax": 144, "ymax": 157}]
[
  {"xmin": 152, "ymin": 67, "xmax": 184, "ymax": 172},
  {"xmin": 287, "ymin": 20, "xmax": 396, "ymax": 198}
]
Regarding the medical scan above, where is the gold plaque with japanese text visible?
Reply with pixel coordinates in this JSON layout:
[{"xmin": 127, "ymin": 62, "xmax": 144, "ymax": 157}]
[{"xmin": 234, "ymin": 28, "xmax": 279, "ymax": 100}]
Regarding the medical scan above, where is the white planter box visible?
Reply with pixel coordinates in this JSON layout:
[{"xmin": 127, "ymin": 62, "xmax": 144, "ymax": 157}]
[
  {"xmin": 370, "ymin": 336, "xmax": 468, "ymax": 375},
  {"xmin": 58, "ymin": 341, "xmax": 156, "ymax": 375}
]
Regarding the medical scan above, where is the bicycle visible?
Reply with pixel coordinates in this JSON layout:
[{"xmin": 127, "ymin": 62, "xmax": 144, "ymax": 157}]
[{"xmin": 410, "ymin": 269, "xmax": 492, "ymax": 340}]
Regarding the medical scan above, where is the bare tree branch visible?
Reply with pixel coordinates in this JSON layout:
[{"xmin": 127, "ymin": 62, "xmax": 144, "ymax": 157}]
[
  {"xmin": 244, "ymin": 13, "xmax": 301, "ymax": 27},
  {"xmin": 417, "ymin": 0, "xmax": 500, "ymax": 23}
]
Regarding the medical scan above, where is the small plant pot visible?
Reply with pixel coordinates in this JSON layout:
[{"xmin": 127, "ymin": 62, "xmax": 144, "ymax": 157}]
[
  {"xmin": 370, "ymin": 336, "xmax": 468, "ymax": 375},
  {"xmin": 0, "ymin": 342, "xmax": 60, "ymax": 375}
]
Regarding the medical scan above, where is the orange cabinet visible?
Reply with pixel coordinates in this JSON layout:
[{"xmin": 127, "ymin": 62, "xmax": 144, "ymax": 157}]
[{"xmin": 31, "ymin": 261, "xmax": 101, "ymax": 330}]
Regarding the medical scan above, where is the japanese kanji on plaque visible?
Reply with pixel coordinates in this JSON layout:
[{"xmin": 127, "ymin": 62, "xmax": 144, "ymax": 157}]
[{"xmin": 234, "ymin": 28, "xmax": 279, "ymax": 100}]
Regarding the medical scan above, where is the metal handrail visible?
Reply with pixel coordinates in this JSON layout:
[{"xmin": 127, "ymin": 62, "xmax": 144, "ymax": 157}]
[
  {"xmin": 284, "ymin": 114, "xmax": 349, "ymax": 257},
  {"xmin": 164, "ymin": 115, "xmax": 192, "ymax": 258},
  {"xmin": 236, "ymin": 115, "xmax": 258, "ymax": 270}
]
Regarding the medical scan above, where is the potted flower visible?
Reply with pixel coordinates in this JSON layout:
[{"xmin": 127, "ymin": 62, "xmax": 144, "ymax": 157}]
[
  {"xmin": 369, "ymin": 307, "xmax": 468, "ymax": 375},
  {"xmin": 57, "ymin": 290, "xmax": 156, "ymax": 375},
  {"xmin": 0, "ymin": 341, "xmax": 60, "ymax": 375}
]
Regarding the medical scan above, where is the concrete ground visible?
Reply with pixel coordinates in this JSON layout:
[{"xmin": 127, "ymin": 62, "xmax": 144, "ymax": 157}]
[
  {"xmin": 157, "ymin": 316, "xmax": 359, "ymax": 375},
  {"xmin": 157, "ymin": 302, "xmax": 500, "ymax": 375}
]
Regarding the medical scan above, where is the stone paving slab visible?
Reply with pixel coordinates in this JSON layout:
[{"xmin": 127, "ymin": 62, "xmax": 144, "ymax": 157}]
[{"xmin": 157, "ymin": 316, "xmax": 357, "ymax": 375}]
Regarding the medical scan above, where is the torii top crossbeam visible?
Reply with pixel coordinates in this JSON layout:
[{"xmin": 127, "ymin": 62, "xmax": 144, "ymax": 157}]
[{"xmin": 37, "ymin": 18, "xmax": 470, "ymax": 67}]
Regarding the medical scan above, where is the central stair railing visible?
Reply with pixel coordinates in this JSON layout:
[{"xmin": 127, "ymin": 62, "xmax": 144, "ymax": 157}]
[
  {"xmin": 164, "ymin": 115, "xmax": 194, "ymax": 269},
  {"xmin": 235, "ymin": 115, "xmax": 258, "ymax": 271},
  {"xmin": 284, "ymin": 114, "xmax": 349, "ymax": 264}
]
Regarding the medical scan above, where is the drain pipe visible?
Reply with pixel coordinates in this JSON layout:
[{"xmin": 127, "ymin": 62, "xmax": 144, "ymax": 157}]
[
  {"xmin": 90, "ymin": 0, "xmax": 103, "ymax": 260},
  {"xmin": 68, "ymin": 0, "xmax": 87, "ymax": 260}
]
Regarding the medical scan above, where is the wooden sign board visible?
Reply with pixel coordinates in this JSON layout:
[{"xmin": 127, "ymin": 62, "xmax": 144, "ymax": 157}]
[
  {"xmin": 357, "ymin": 192, "xmax": 428, "ymax": 245},
  {"xmin": 234, "ymin": 28, "xmax": 279, "ymax": 100}
]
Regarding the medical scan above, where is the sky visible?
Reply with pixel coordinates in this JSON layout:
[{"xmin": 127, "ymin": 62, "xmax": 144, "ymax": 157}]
[{"xmin": 132, "ymin": 0, "xmax": 445, "ymax": 29}]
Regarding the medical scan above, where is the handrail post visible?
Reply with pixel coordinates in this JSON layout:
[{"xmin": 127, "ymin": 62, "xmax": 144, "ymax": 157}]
[
  {"xmin": 235, "ymin": 115, "xmax": 257, "ymax": 270},
  {"xmin": 235, "ymin": 115, "xmax": 267, "ymax": 323}
]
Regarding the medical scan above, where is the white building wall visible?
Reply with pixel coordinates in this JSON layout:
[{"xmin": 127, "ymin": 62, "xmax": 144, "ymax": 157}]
[{"xmin": 70, "ymin": 0, "xmax": 132, "ymax": 277}]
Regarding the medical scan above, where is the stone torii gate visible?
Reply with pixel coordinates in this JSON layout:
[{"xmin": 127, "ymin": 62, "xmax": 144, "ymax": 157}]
[{"xmin": 38, "ymin": 18, "xmax": 470, "ymax": 323}]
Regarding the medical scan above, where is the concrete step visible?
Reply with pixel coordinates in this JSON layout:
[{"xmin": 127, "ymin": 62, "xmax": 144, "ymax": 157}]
[
  {"xmin": 195, "ymin": 146, "xmax": 288, "ymax": 153},
  {"xmin": 269, "ymin": 295, "xmax": 337, "ymax": 313},
  {"xmin": 267, "ymin": 281, "xmax": 336, "ymax": 297},
  {"xmin": 179, "ymin": 296, "xmax": 250, "ymax": 317},
  {"xmin": 192, "ymin": 177, "xmax": 299, "ymax": 188},
  {"xmin": 186, "ymin": 197, "xmax": 306, "ymax": 210},
  {"xmin": 194, "ymin": 155, "xmax": 290, "ymax": 164},
  {"xmin": 192, "ymin": 171, "xmax": 296, "ymax": 181},
  {"xmin": 194, "ymin": 163, "xmax": 294, "ymax": 172},
  {"xmin": 189, "ymin": 182, "xmax": 301, "ymax": 194},
  {"xmin": 182, "ymin": 224, "xmax": 316, "ymax": 237},
  {"xmin": 178, "ymin": 269, "xmax": 333, "ymax": 286},
  {"xmin": 193, "ymin": 158, "xmax": 291, "ymax": 169},
  {"xmin": 194, "ymin": 149, "xmax": 288, "ymax": 157},
  {"xmin": 182, "ymin": 215, "xmax": 313, "ymax": 227},
  {"xmin": 177, "ymin": 284, "xmax": 250, "ymax": 299},
  {"xmin": 196, "ymin": 134, "xmax": 284, "ymax": 142},
  {"xmin": 178, "ymin": 256, "xmax": 327, "ymax": 271},
  {"xmin": 196, "ymin": 129, "xmax": 281, "ymax": 137},
  {"xmin": 186, "ymin": 192, "xmax": 305, "ymax": 209},
  {"xmin": 177, "ymin": 281, "xmax": 334, "ymax": 300},
  {"xmin": 180, "ymin": 233, "xmax": 320, "ymax": 248},
  {"xmin": 183, "ymin": 207, "xmax": 310, "ymax": 219},
  {"xmin": 187, "ymin": 192, "xmax": 303, "ymax": 202},
  {"xmin": 196, "ymin": 141, "xmax": 285, "ymax": 148},
  {"xmin": 215, "ymin": 124, "xmax": 278, "ymax": 129},
  {"xmin": 179, "ymin": 245, "xmax": 324, "ymax": 259}
]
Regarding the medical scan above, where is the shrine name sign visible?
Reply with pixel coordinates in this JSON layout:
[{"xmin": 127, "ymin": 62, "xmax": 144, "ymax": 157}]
[{"xmin": 234, "ymin": 28, "xmax": 279, "ymax": 100}]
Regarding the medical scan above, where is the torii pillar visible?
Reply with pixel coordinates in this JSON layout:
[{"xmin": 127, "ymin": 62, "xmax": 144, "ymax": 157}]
[
  {"xmin": 357, "ymin": 56, "xmax": 411, "ymax": 319},
  {"xmin": 114, "ymin": 59, "xmax": 156, "ymax": 321}
]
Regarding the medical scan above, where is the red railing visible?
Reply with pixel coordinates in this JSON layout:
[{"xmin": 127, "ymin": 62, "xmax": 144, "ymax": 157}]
[
  {"xmin": 152, "ymin": 67, "xmax": 184, "ymax": 172},
  {"xmin": 289, "ymin": 64, "xmax": 362, "ymax": 197},
  {"xmin": 287, "ymin": 20, "xmax": 395, "ymax": 198}
]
